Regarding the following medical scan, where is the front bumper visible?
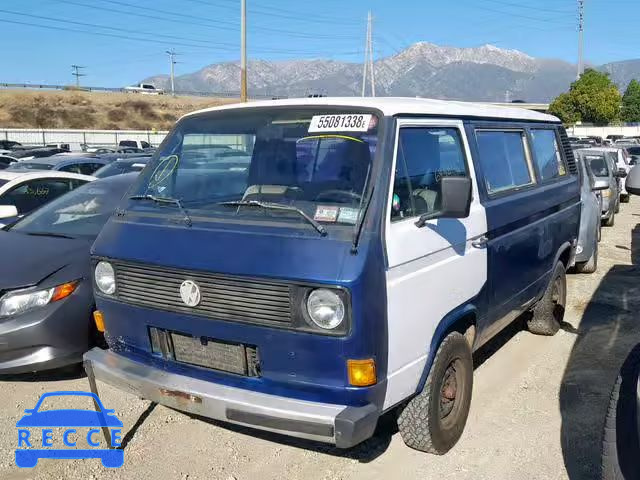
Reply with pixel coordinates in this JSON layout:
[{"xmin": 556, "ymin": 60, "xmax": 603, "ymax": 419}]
[
  {"xmin": 0, "ymin": 287, "xmax": 92, "ymax": 374},
  {"xmin": 83, "ymin": 348, "xmax": 379, "ymax": 448}
]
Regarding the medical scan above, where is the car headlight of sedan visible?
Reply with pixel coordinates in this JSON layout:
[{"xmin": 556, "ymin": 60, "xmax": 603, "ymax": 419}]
[
  {"xmin": 94, "ymin": 261, "xmax": 116, "ymax": 295},
  {"xmin": 306, "ymin": 289, "xmax": 345, "ymax": 330},
  {"xmin": 0, "ymin": 281, "xmax": 78, "ymax": 317}
]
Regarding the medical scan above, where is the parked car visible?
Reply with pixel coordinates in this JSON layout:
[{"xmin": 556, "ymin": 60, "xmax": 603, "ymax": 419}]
[
  {"xmin": 0, "ymin": 171, "xmax": 94, "ymax": 226},
  {"xmin": 573, "ymin": 152, "xmax": 604, "ymax": 273},
  {"xmin": 118, "ymin": 140, "xmax": 152, "ymax": 149},
  {"xmin": 6, "ymin": 156, "xmax": 109, "ymax": 175},
  {"xmin": 123, "ymin": 83, "xmax": 164, "ymax": 95},
  {"xmin": 84, "ymin": 97, "xmax": 581, "ymax": 454},
  {"xmin": 0, "ymin": 155, "xmax": 17, "ymax": 169},
  {"xmin": 10, "ymin": 147, "xmax": 70, "ymax": 160},
  {"xmin": 93, "ymin": 156, "xmax": 151, "ymax": 178},
  {"xmin": 587, "ymin": 147, "xmax": 632, "ymax": 203},
  {"xmin": 626, "ymin": 146, "xmax": 640, "ymax": 165},
  {"xmin": 0, "ymin": 173, "xmax": 136, "ymax": 374},
  {"xmin": 582, "ymin": 151, "xmax": 621, "ymax": 226},
  {"xmin": 0, "ymin": 140, "xmax": 21, "ymax": 150},
  {"xmin": 606, "ymin": 134, "xmax": 624, "ymax": 142}
]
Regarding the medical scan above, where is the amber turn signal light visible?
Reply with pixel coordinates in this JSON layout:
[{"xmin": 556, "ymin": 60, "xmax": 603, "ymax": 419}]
[
  {"xmin": 347, "ymin": 359, "xmax": 376, "ymax": 387},
  {"xmin": 93, "ymin": 310, "xmax": 105, "ymax": 333},
  {"xmin": 51, "ymin": 281, "xmax": 78, "ymax": 302}
]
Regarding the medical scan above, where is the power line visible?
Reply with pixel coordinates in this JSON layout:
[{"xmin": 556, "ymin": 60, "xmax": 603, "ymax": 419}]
[
  {"xmin": 479, "ymin": 0, "xmax": 574, "ymax": 16},
  {"xmin": 456, "ymin": 0, "xmax": 575, "ymax": 25},
  {"xmin": 0, "ymin": 17, "xmax": 362, "ymax": 57}
]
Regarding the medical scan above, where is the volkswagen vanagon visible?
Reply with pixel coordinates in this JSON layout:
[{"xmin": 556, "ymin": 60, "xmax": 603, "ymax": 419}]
[{"xmin": 85, "ymin": 98, "xmax": 580, "ymax": 454}]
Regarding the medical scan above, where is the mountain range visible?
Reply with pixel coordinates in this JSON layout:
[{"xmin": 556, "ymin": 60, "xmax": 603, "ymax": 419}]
[{"xmin": 143, "ymin": 42, "xmax": 640, "ymax": 102}]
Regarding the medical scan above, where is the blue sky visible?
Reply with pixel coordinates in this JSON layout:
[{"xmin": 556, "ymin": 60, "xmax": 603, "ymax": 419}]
[{"xmin": 1, "ymin": 0, "xmax": 637, "ymax": 87}]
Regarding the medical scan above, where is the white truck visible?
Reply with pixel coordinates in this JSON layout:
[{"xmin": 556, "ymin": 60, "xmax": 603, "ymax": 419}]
[{"xmin": 123, "ymin": 83, "xmax": 164, "ymax": 95}]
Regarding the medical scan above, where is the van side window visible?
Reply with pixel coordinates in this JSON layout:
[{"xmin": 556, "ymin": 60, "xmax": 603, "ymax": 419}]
[
  {"xmin": 391, "ymin": 127, "xmax": 467, "ymax": 221},
  {"xmin": 476, "ymin": 130, "xmax": 533, "ymax": 194},
  {"xmin": 530, "ymin": 129, "xmax": 566, "ymax": 181}
]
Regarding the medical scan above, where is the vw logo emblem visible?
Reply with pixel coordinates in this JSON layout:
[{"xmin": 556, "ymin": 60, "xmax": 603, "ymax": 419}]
[{"xmin": 180, "ymin": 280, "xmax": 201, "ymax": 307}]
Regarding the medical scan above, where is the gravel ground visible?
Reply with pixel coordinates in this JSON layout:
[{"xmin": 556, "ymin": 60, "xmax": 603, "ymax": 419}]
[{"xmin": 1, "ymin": 198, "xmax": 639, "ymax": 480}]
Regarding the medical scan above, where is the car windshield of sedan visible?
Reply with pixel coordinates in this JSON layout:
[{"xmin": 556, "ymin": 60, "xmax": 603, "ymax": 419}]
[
  {"xmin": 128, "ymin": 107, "xmax": 380, "ymax": 232},
  {"xmin": 9, "ymin": 180, "xmax": 127, "ymax": 238}
]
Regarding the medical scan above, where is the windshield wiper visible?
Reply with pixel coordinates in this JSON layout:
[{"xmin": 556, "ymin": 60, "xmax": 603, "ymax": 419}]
[
  {"xmin": 129, "ymin": 194, "xmax": 192, "ymax": 227},
  {"xmin": 218, "ymin": 200, "xmax": 327, "ymax": 236},
  {"xmin": 25, "ymin": 232, "xmax": 76, "ymax": 239}
]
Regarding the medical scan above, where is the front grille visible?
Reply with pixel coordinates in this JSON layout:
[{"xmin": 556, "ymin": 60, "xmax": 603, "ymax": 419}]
[{"xmin": 113, "ymin": 262, "xmax": 292, "ymax": 325}]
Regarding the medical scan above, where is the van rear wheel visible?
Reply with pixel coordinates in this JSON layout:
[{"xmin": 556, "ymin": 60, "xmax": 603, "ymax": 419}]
[
  {"xmin": 527, "ymin": 261, "xmax": 566, "ymax": 336},
  {"xmin": 397, "ymin": 332, "xmax": 473, "ymax": 454}
]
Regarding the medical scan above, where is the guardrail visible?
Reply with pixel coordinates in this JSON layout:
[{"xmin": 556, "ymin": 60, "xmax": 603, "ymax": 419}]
[{"xmin": 0, "ymin": 83, "xmax": 286, "ymax": 100}]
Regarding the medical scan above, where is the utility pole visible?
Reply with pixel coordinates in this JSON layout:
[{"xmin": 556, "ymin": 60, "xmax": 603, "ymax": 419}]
[
  {"xmin": 240, "ymin": 0, "xmax": 248, "ymax": 102},
  {"xmin": 166, "ymin": 49, "xmax": 177, "ymax": 95},
  {"xmin": 71, "ymin": 65, "xmax": 86, "ymax": 88},
  {"xmin": 577, "ymin": 0, "xmax": 584, "ymax": 79},
  {"xmin": 361, "ymin": 11, "xmax": 376, "ymax": 97}
]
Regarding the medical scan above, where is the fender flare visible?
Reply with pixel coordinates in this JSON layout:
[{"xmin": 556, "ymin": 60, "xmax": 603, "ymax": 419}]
[{"xmin": 413, "ymin": 302, "xmax": 478, "ymax": 395}]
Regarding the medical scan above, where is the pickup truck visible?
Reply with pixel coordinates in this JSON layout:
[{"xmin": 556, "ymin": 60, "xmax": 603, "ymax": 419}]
[{"xmin": 123, "ymin": 83, "xmax": 164, "ymax": 95}]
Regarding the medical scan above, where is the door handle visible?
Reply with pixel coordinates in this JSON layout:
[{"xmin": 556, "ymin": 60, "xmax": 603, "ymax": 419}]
[{"xmin": 472, "ymin": 235, "xmax": 488, "ymax": 249}]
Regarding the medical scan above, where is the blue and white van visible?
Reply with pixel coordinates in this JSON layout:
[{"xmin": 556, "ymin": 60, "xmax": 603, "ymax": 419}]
[{"xmin": 85, "ymin": 98, "xmax": 580, "ymax": 454}]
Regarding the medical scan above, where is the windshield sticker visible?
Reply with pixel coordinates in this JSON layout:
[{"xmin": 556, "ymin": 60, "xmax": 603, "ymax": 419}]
[
  {"xmin": 314, "ymin": 205, "xmax": 339, "ymax": 222},
  {"xmin": 337, "ymin": 207, "xmax": 360, "ymax": 225},
  {"xmin": 149, "ymin": 155, "xmax": 178, "ymax": 188},
  {"xmin": 309, "ymin": 114, "xmax": 372, "ymax": 133}
]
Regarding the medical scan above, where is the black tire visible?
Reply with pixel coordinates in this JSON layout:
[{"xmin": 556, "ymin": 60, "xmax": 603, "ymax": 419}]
[
  {"xmin": 575, "ymin": 240, "xmax": 598, "ymax": 274},
  {"xmin": 615, "ymin": 199, "xmax": 620, "ymax": 213},
  {"xmin": 527, "ymin": 261, "xmax": 566, "ymax": 336},
  {"xmin": 601, "ymin": 345, "xmax": 640, "ymax": 480},
  {"xmin": 605, "ymin": 213, "xmax": 615, "ymax": 227},
  {"xmin": 620, "ymin": 194, "xmax": 630, "ymax": 204},
  {"xmin": 397, "ymin": 332, "xmax": 473, "ymax": 454}
]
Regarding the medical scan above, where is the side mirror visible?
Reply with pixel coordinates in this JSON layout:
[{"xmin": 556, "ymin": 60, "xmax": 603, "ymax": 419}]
[
  {"xmin": 415, "ymin": 177, "xmax": 471, "ymax": 227},
  {"xmin": 616, "ymin": 168, "xmax": 628, "ymax": 178},
  {"xmin": 626, "ymin": 166, "xmax": 640, "ymax": 195},
  {"xmin": 0, "ymin": 205, "xmax": 18, "ymax": 219}
]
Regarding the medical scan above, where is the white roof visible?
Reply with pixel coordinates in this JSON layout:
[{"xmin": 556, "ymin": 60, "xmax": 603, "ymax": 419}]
[
  {"xmin": 0, "ymin": 171, "xmax": 95, "ymax": 182},
  {"xmin": 184, "ymin": 96, "xmax": 558, "ymax": 123}
]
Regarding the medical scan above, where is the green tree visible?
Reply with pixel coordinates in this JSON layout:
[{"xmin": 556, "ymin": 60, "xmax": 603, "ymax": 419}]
[
  {"xmin": 621, "ymin": 79, "xmax": 640, "ymax": 122},
  {"xmin": 548, "ymin": 69, "xmax": 621, "ymax": 124}
]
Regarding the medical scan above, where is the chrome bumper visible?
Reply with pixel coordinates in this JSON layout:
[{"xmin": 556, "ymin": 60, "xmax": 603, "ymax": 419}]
[{"xmin": 83, "ymin": 348, "xmax": 378, "ymax": 448}]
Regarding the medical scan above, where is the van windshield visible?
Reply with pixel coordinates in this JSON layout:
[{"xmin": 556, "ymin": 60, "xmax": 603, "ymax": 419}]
[{"xmin": 129, "ymin": 107, "xmax": 380, "ymax": 232}]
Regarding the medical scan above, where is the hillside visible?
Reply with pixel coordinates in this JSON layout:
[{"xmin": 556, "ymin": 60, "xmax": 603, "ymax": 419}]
[
  {"xmin": 144, "ymin": 42, "xmax": 639, "ymax": 102},
  {"xmin": 0, "ymin": 90, "xmax": 235, "ymax": 130}
]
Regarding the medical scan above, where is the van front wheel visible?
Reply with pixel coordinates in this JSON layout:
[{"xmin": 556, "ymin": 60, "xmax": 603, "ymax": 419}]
[
  {"xmin": 527, "ymin": 261, "xmax": 566, "ymax": 336},
  {"xmin": 397, "ymin": 332, "xmax": 473, "ymax": 454}
]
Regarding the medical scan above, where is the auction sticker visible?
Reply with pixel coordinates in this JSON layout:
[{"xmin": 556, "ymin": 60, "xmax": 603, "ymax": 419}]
[
  {"xmin": 337, "ymin": 207, "xmax": 360, "ymax": 225},
  {"xmin": 314, "ymin": 205, "xmax": 339, "ymax": 222},
  {"xmin": 309, "ymin": 114, "xmax": 372, "ymax": 133}
]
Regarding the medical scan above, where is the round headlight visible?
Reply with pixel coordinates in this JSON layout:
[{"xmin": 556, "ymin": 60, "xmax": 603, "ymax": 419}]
[
  {"xmin": 95, "ymin": 261, "xmax": 116, "ymax": 295},
  {"xmin": 306, "ymin": 289, "xmax": 345, "ymax": 330}
]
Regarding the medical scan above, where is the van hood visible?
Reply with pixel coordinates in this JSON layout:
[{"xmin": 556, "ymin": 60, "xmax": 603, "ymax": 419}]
[
  {"xmin": 0, "ymin": 231, "xmax": 91, "ymax": 290},
  {"xmin": 92, "ymin": 217, "xmax": 366, "ymax": 284}
]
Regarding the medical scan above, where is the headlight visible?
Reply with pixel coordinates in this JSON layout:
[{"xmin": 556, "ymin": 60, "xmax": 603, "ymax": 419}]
[
  {"xmin": 602, "ymin": 188, "xmax": 611, "ymax": 198},
  {"xmin": 0, "ymin": 281, "xmax": 78, "ymax": 317},
  {"xmin": 95, "ymin": 261, "xmax": 116, "ymax": 295},
  {"xmin": 306, "ymin": 289, "xmax": 345, "ymax": 330}
]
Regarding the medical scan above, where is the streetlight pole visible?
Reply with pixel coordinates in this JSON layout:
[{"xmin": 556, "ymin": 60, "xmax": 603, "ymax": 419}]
[
  {"xmin": 166, "ymin": 49, "xmax": 177, "ymax": 95},
  {"xmin": 240, "ymin": 0, "xmax": 248, "ymax": 102}
]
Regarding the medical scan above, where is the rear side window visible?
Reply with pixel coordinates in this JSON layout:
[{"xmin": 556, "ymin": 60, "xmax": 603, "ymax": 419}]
[
  {"xmin": 391, "ymin": 127, "xmax": 467, "ymax": 221},
  {"xmin": 0, "ymin": 179, "xmax": 85, "ymax": 215},
  {"xmin": 476, "ymin": 130, "xmax": 533, "ymax": 195},
  {"xmin": 530, "ymin": 129, "xmax": 566, "ymax": 181},
  {"xmin": 60, "ymin": 163, "xmax": 83, "ymax": 174}
]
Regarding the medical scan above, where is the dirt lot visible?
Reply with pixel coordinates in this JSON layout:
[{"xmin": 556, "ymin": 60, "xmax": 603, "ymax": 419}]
[
  {"xmin": 1, "ymin": 199, "xmax": 639, "ymax": 480},
  {"xmin": 0, "ymin": 90, "xmax": 236, "ymax": 130}
]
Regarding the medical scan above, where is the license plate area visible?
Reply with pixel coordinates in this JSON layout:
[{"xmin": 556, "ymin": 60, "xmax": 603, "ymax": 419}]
[{"xmin": 149, "ymin": 327, "xmax": 260, "ymax": 377}]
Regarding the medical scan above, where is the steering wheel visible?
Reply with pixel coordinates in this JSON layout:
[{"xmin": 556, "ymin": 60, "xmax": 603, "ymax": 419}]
[{"xmin": 314, "ymin": 189, "xmax": 362, "ymax": 203}]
